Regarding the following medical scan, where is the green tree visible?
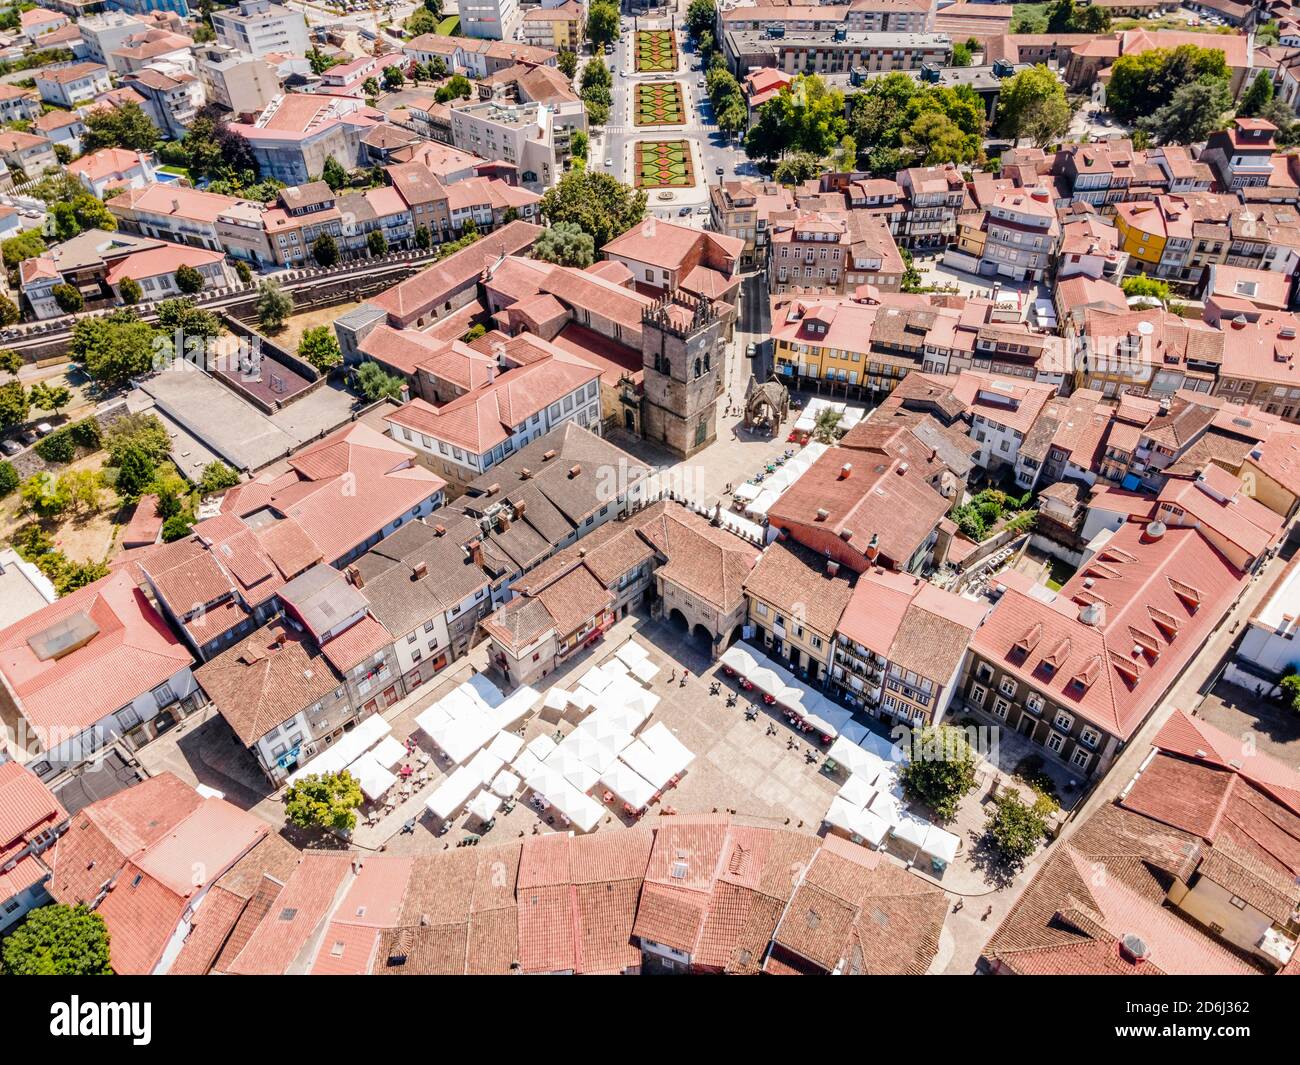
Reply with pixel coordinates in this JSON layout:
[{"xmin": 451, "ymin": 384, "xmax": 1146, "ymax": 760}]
[
  {"xmin": 355, "ymin": 360, "xmax": 406, "ymax": 402},
  {"xmin": 903, "ymin": 110, "xmax": 972, "ymax": 165},
  {"xmin": 997, "ymin": 65, "xmax": 1069, "ymax": 142},
  {"xmin": 1120, "ymin": 274, "xmax": 1172, "ymax": 304},
  {"xmin": 557, "ymin": 49, "xmax": 578, "ymax": 79},
  {"xmin": 0, "ymin": 295, "xmax": 18, "ymax": 325},
  {"xmin": 2, "ymin": 229, "xmax": 46, "ymax": 270},
  {"xmin": 0, "ymin": 904, "xmax": 112, "ymax": 975},
  {"xmin": 321, "ymin": 155, "xmax": 350, "ymax": 192},
  {"xmin": 581, "ymin": 56, "xmax": 612, "ymax": 93},
  {"xmin": 0, "ymin": 379, "xmax": 29, "ymax": 429},
  {"xmin": 1280, "ymin": 670, "xmax": 1300, "ymax": 714},
  {"xmin": 113, "ymin": 443, "xmax": 156, "ymax": 499},
  {"xmin": 60, "ymin": 468, "xmax": 103, "ymax": 516},
  {"xmin": 233, "ymin": 260, "xmax": 253, "ymax": 285},
  {"xmin": 406, "ymin": 5, "xmax": 436, "ymax": 35},
  {"xmin": 105, "ymin": 412, "xmax": 172, "ymax": 466},
  {"xmin": 532, "ymin": 220, "xmax": 596, "ymax": 267},
  {"xmin": 571, "ymin": 128, "xmax": 588, "ymax": 161},
  {"xmin": 367, "ymin": 229, "xmax": 389, "ymax": 257},
  {"xmin": 899, "ymin": 725, "xmax": 979, "ymax": 820},
  {"xmin": 299, "ymin": 325, "xmax": 342, "ymax": 373},
  {"xmin": 772, "ymin": 151, "xmax": 821, "ymax": 185},
  {"xmin": 173, "ymin": 263, "xmax": 205, "ymax": 295},
  {"xmin": 952, "ymin": 42, "xmax": 972, "ymax": 66},
  {"xmin": 363, "ymin": 76, "xmax": 380, "ymax": 97},
  {"xmin": 1106, "ymin": 44, "xmax": 1230, "ymax": 124},
  {"xmin": 587, "ymin": 0, "xmax": 619, "ymax": 46},
  {"xmin": 162, "ymin": 512, "xmax": 193, "ymax": 542},
  {"xmin": 415, "ymin": 224, "xmax": 432, "ymax": 251},
  {"xmin": 812, "ymin": 407, "xmax": 843, "ymax": 443},
  {"xmin": 199, "ymin": 460, "xmax": 241, "ymax": 494},
  {"xmin": 71, "ymin": 312, "xmax": 159, "ymax": 386},
  {"xmin": 0, "ymin": 348, "xmax": 22, "ymax": 375},
  {"xmin": 745, "ymin": 75, "xmax": 847, "ymax": 163},
  {"xmin": 51, "ymin": 284, "xmax": 83, "ymax": 314},
  {"xmin": 1020, "ymin": 93, "xmax": 1072, "ymax": 149},
  {"xmin": 984, "ymin": 790, "xmax": 1058, "ymax": 864},
  {"xmin": 307, "ymin": 47, "xmax": 339, "ymax": 75},
  {"xmin": 382, "ymin": 64, "xmax": 405, "ymax": 91},
  {"xmin": 539, "ymin": 168, "xmax": 646, "ymax": 248},
  {"xmin": 434, "ymin": 73, "xmax": 473, "ymax": 103},
  {"xmin": 20, "ymin": 472, "xmax": 70, "ymax": 517},
  {"xmin": 284, "ymin": 770, "xmax": 364, "ymax": 832},
  {"xmin": 0, "ymin": 459, "xmax": 17, "ymax": 498},
  {"xmin": 311, "ymin": 233, "xmax": 339, "ymax": 267},
  {"xmin": 686, "ymin": 0, "xmax": 716, "ymax": 39},
  {"xmin": 118, "ymin": 276, "xmax": 142, "ymax": 304},
  {"xmin": 256, "ymin": 279, "xmax": 293, "ymax": 333},
  {"xmin": 80, "ymin": 100, "xmax": 158, "ymax": 153},
  {"xmin": 1139, "ymin": 78, "xmax": 1232, "ymax": 146},
  {"xmin": 28, "ymin": 380, "xmax": 70, "ymax": 414},
  {"xmin": 1240, "ymin": 70, "xmax": 1275, "ymax": 118}
]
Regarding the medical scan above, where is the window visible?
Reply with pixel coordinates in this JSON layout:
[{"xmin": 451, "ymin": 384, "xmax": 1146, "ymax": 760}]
[
  {"xmin": 424, "ymin": 621, "xmax": 435, "ymax": 633},
  {"xmin": 1070, "ymin": 746, "xmax": 1091, "ymax": 770},
  {"xmin": 1053, "ymin": 710, "xmax": 1074, "ymax": 733},
  {"xmin": 755, "ymin": 602, "xmax": 768, "ymax": 617},
  {"xmin": 998, "ymin": 677, "xmax": 1017, "ymax": 698},
  {"xmin": 1228, "ymin": 895, "xmax": 1248, "ymax": 910},
  {"xmin": 1046, "ymin": 731, "xmax": 1065, "ymax": 754},
  {"xmin": 992, "ymin": 696, "xmax": 1009, "ymax": 720},
  {"xmin": 1025, "ymin": 692, "xmax": 1043, "ymax": 714},
  {"xmin": 1080, "ymin": 726, "xmax": 1100, "ymax": 749},
  {"xmin": 976, "ymin": 662, "xmax": 993, "ymax": 683},
  {"xmin": 970, "ymin": 683, "xmax": 986, "ymax": 707}
]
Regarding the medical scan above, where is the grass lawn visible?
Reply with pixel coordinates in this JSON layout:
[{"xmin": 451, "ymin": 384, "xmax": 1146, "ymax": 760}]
[
  {"xmin": 435, "ymin": 15, "xmax": 459, "ymax": 34},
  {"xmin": 633, "ymin": 82, "xmax": 686, "ymax": 126},
  {"xmin": 1045, "ymin": 557, "xmax": 1077, "ymax": 592},
  {"xmin": 634, "ymin": 140, "xmax": 695, "ymax": 188},
  {"xmin": 158, "ymin": 165, "xmax": 191, "ymax": 180},
  {"xmin": 1010, "ymin": 2, "xmax": 1049, "ymax": 31}
]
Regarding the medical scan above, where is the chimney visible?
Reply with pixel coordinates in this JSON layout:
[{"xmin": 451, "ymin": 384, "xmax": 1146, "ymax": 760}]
[
  {"xmin": 486, "ymin": 482, "xmax": 500, "ymax": 496},
  {"xmin": 273, "ymin": 630, "xmax": 288, "ymax": 648},
  {"xmin": 896, "ymin": 462, "xmax": 909, "ymax": 475},
  {"xmin": 468, "ymin": 538, "xmax": 483, "ymax": 568},
  {"xmin": 433, "ymin": 523, "xmax": 446, "ymax": 536},
  {"xmin": 412, "ymin": 562, "xmax": 428, "ymax": 580},
  {"xmin": 838, "ymin": 462, "xmax": 852, "ymax": 480},
  {"xmin": 815, "ymin": 507, "xmax": 830, "ymax": 521},
  {"xmin": 514, "ymin": 499, "xmax": 527, "ymax": 517},
  {"xmin": 826, "ymin": 560, "xmax": 840, "ymax": 576},
  {"xmin": 542, "ymin": 449, "xmax": 557, "ymax": 462},
  {"xmin": 568, "ymin": 464, "xmax": 581, "ymax": 478},
  {"xmin": 520, "ymin": 467, "xmax": 533, "ymax": 479},
  {"xmin": 346, "ymin": 564, "xmax": 363, "ymax": 588},
  {"xmin": 865, "ymin": 533, "xmax": 879, "ymax": 562},
  {"xmin": 498, "ymin": 513, "xmax": 511, "ymax": 532}
]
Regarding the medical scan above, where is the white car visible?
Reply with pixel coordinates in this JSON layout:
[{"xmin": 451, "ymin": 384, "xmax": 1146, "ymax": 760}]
[{"xmin": 605, "ymin": 158, "xmax": 613, "ymax": 168}]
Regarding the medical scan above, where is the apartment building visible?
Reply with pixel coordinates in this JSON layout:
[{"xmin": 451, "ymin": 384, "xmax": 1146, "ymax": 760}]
[
  {"xmin": 228, "ymin": 92, "xmax": 379, "ymax": 185},
  {"xmin": 709, "ymin": 179, "xmax": 795, "ymax": 268},
  {"xmin": 768, "ymin": 209, "xmax": 905, "ymax": 294},
  {"xmin": 34, "ymin": 62, "xmax": 112, "ymax": 107},
  {"xmin": 520, "ymin": 0, "xmax": 582, "ymax": 50},
  {"xmin": 0, "ymin": 85, "xmax": 41, "ymax": 125},
  {"xmin": 830, "ymin": 568, "xmax": 987, "ymax": 727},
  {"xmin": 195, "ymin": 43, "xmax": 281, "ymax": 116},
  {"xmin": 211, "ymin": 0, "xmax": 309, "ymax": 57},
  {"xmin": 449, "ymin": 98, "xmax": 560, "ymax": 192},
  {"xmin": 67, "ymin": 146, "xmax": 154, "ymax": 197},
  {"xmin": 261, "ymin": 180, "xmax": 343, "ymax": 265},
  {"xmin": 896, "ymin": 164, "xmax": 965, "ymax": 250},
  {"xmin": 122, "ymin": 66, "xmax": 204, "ymax": 140},
  {"xmin": 108, "ymin": 28, "xmax": 195, "ymax": 76},
  {"xmin": 107, "ymin": 183, "xmax": 259, "ymax": 252},
  {"xmin": 461, "ymin": 0, "xmax": 520, "ymax": 41},
  {"xmin": 0, "ymin": 131, "xmax": 57, "ymax": 180},
  {"xmin": 724, "ymin": 29, "xmax": 951, "ymax": 78}
]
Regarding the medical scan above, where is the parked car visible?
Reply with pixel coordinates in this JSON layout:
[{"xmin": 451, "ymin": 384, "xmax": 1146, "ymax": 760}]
[
  {"xmin": 678, "ymin": 206, "xmax": 692, "ymax": 216},
  {"xmin": 716, "ymin": 166, "xmax": 725, "ymax": 175},
  {"xmin": 35, "ymin": 422, "xmax": 52, "ymax": 437},
  {"xmin": 745, "ymin": 343, "xmax": 757, "ymax": 359},
  {"xmin": 1, "ymin": 438, "xmax": 20, "ymax": 456},
  {"xmin": 604, "ymin": 158, "xmax": 613, "ymax": 168}
]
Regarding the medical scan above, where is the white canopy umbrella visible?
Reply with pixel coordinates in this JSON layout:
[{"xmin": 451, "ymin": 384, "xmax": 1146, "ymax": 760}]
[
  {"xmin": 415, "ymin": 703, "xmax": 452, "ymax": 740},
  {"xmin": 748, "ymin": 666, "xmax": 785, "ymax": 698},
  {"xmin": 839, "ymin": 720, "xmax": 870, "ymax": 744},
  {"xmin": 370, "ymin": 735, "xmax": 408, "ymax": 770},
  {"xmin": 510, "ymin": 749, "xmax": 543, "ymax": 780},
  {"xmin": 615, "ymin": 640, "xmax": 650, "ymax": 666},
  {"xmin": 851, "ymin": 808, "xmax": 891, "ymax": 847},
  {"xmin": 638, "ymin": 722, "xmax": 693, "ymax": 777},
  {"xmin": 631, "ymin": 658, "xmax": 660, "ymax": 685},
  {"xmin": 466, "ymin": 748, "xmax": 505, "ymax": 786},
  {"xmin": 732, "ymin": 481, "xmax": 761, "ymax": 503},
  {"xmin": 489, "ymin": 769, "xmax": 519, "ymax": 798},
  {"xmin": 468, "ymin": 790, "xmax": 502, "ymax": 823},
  {"xmin": 837, "ymin": 773, "xmax": 877, "ymax": 809},
  {"xmin": 600, "ymin": 761, "xmax": 657, "ymax": 810},
  {"xmin": 465, "ymin": 672, "xmax": 505, "ymax": 708},
  {"xmin": 350, "ymin": 753, "xmax": 396, "ymax": 802},
  {"xmin": 486, "ymin": 730, "xmax": 524, "ymax": 763},
  {"xmin": 543, "ymin": 687, "xmax": 571, "ymax": 713},
  {"xmin": 439, "ymin": 687, "xmax": 479, "ymax": 720},
  {"xmin": 578, "ymin": 665, "xmax": 613, "ymax": 693},
  {"xmin": 619, "ymin": 739, "xmax": 675, "ymax": 790},
  {"xmin": 569, "ymin": 687, "xmax": 599, "ymax": 712},
  {"xmin": 492, "ymin": 685, "xmax": 538, "ymax": 730},
  {"xmin": 525, "ymin": 733, "xmax": 557, "ymax": 760},
  {"xmin": 719, "ymin": 644, "xmax": 760, "ymax": 677},
  {"xmin": 823, "ymin": 795, "xmax": 862, "ymax": 834},
  {"xmin": 862, "ymin": 730, "xmax": 906, "ymax": 764},
  {"xmin": 891, "ymin": 812, "xmax": 930, "ymax": 850},
  {"xmin": 921, "ymin": 824, "xmax": 960, "ymax": 867},
  {"xmin": 425, "ymin": 766, "xmax": 480, "ymax": 821}
]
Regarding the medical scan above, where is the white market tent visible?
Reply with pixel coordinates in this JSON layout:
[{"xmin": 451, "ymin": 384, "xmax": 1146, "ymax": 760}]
[
  {"xmin": 370, "ymin": 735, "xmax": 408, "ymax": 770},
  {"xmin": 839, "ymin": 720, "xmax": 869, "ymax": 745},
  {"xmin": 467, "ymin": 790, "xmax": 502, "ymax": 823},
  {"xmin": 525, "ymin": 734, "xmax": 557, "ymax": 760},
  {"xmin": 599, "ymin": 760, "xmax": 657, "ymax": 810},
  {"xmin": 732, "ymin": 481, "xmax": 761, "ymax": 503},
  {"xmin": 615, "ymin": 640, "xmax": 650, "ymax": 667},
  {"xmin": 920, "ymin": 824, "xmax": 961, "ymax": 868},
  {"xmin": 510, "ymin": 749, "xmax": 544, "ymax": 780},
  {"xmin": 892, "ymin": 813, "xmax": 930, "ymax": 851},
  {"xmin": 851, "ymin": 808, "xmax": 891, "ymax": 847},
  {"xmin": 619, "ymin": 739, "xmax": 676, "ymax": 790},
  {"xmin": 414, "ymin": 703, "xmax": 452, "ymax": 736},
  {"xmin": 638, "ymin": 722, "xmax": 694, "ymax": 777},
  {"xmin": 542, "ymin": 687, "xmax": 570, "ymax": 714},
  {"xmin": 631, "ymin": 658, "xmax": 660, "ymax": 685},
  {"xmin": 285, "ymin": 713, "xmax": 391, "ymax": 785},
  {"xmin": 427, "ymin": 712, "xmax": 497, "ymax": 765},
  {"xmin": 486, "ymin": 731, "xmax": 524, "ymax": 763},
  {"xmin": 465, "ymin": 672, "xmax": 505, "ymax": 708},
  {"xmin": 719, "ymin": 644, "xmax": 759, "ymax": 677},
  {"xmin": 492, "ymin": 685, "xmax": 538, "ymax": 730},
  {"xmin": 466, "ymin": 747, "xmax": 505, "ymax": 786},
  {"xmin": 837, "ymin": 773, "xmax": 878, "ymax": 808},
  {"xmin": 425, "ymin": 766, "xmax": 480, "ymax": 821},
  {"xmin": 489, "ymin": 769, "xmax": 520, "ymax": 798},
  {"xmin": 350, "ymin": 752, "xmax": 397, "ymax": 802},
  {"xmin": 827, "ymin": 736, "xmax": 886, "ymax": 780},
  {"xmin": 569, "ymin": 687, "xmax": 599, "ymax": 712},
  {"xmin": 578, "ymin": 665, "xmax": 613, "ymax": 693},
  {"xmin": 748, "ymin": 665, "xmax": 786, "ymax": 699}
]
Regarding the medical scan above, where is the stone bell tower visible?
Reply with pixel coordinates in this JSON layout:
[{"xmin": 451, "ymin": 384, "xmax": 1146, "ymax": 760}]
[{"xmin": 639, "ymin": 294, "xmax": 726, "ymax": 459}]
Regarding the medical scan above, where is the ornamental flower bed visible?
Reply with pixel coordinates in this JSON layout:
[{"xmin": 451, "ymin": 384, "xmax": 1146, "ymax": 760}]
[
  {"xmin": 635, "ymin": 29, "xmax": 677, "ymax": 73},
  {"xmin": 634, "ymin": 82, "xmax": 686, "ymax": 126},
  {"xmin": 634, "ymin": 140, "xmax": 695, "ymax": 188}
]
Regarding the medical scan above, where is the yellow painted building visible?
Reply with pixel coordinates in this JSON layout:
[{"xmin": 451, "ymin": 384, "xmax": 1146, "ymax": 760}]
[
  {"xmin": 1112, "ymin": 199, "xmax": 1167, "ymax": 270},
  {"xmin": 521, "ymin": 2, "xmax": 582, "ymax": 50}
]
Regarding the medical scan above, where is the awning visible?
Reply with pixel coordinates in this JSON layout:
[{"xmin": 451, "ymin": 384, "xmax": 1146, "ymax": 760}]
[
  {"xmin": 467, "ymin": 790, "xmax": 502, "ymax": 823},
  {"xmin": 600, "ymin": 760, "xmax": 657, "ymax": 810},
  {"xmin": 719, "ymin": 644, "xmax": 759, "ymax": 676},
  {"xmin": 350, "ymin": 752, "xmax": 396, "ymax": 802},
  {"xmin": 425, "ymin": 766, "xmax": 480, "ymax": 821},
  {"xmin": 638, "ymin": 721, "xmax": 693, "ymax": 777}
]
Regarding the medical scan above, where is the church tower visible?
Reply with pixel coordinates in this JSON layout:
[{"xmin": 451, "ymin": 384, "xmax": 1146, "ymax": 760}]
[{"xmin": 639, "ymin": 294, "xmax": 726, "ymax": 459}]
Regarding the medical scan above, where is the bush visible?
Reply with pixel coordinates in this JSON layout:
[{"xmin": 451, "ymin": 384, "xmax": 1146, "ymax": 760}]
[
  {"xmin": 33, "ymin": 428, "xmax": 75, "ymax": 464},
  {"xmin": 51, "ymin": 283, "xmax": 83, "ymax": 314},
  {"xmin": 174, "ymin": 263, "xmax": 205, "ymax": 294},
  {"xmin": 105, "ymin": 413, "xmax": 169, "ymax": 466},
  {"xmin": 0, "ymin": 904, "xmax": 112, "ymax": 975},
  {"xmin": 161, "ymin": 513, "xmax": 193, "ymax": 542},
  {"xmin": 199, "ymin": 460, "xmax": 241, "ymax": 494},
  {"xmin": 0, "ymin": 458, "xmax": 16, "ymax": 497}
]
